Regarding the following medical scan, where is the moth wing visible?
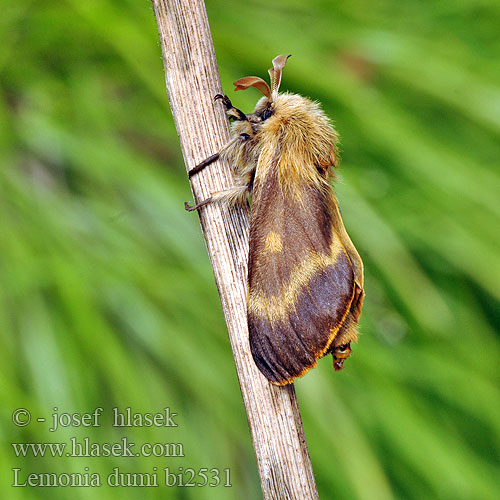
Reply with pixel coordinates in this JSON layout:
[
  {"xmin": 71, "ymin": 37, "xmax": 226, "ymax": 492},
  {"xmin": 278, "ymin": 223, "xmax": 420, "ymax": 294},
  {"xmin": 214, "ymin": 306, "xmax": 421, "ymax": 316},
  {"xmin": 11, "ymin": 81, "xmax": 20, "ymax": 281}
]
[
  {"xmin": 329, "ymin": 194, "xmax": 365, "ymax": 325},
  {"xmin": 248, "ymin": 165, "xmax": 358, "ymax": 385},
  {"xmin": 330, "ymin": 194, "xmax": 364, "ymax": 289}
]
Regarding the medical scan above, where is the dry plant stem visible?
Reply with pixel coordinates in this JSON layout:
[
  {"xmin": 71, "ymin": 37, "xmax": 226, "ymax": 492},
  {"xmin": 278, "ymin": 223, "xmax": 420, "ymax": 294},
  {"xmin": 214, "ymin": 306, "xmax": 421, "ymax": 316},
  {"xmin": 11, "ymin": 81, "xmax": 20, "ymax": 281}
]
[{"xmin": 151, "ymin": 1, "xmax": 319, "ymax": 498}]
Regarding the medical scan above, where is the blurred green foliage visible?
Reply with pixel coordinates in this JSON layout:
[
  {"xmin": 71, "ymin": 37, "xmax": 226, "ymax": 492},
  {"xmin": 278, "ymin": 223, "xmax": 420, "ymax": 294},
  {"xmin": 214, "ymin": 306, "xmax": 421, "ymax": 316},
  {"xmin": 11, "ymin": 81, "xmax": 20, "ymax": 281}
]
[{"xmin": 1, "ymin": 0, "xmax": 499, "ymax": 499}]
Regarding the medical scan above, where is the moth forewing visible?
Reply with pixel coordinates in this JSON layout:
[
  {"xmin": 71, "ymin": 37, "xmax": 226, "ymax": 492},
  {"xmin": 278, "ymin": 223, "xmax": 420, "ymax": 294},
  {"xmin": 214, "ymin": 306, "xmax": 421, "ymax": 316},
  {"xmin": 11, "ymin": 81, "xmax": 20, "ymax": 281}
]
[
  {"xmin": 186, "ymin": 55, "xmax": 364, "ymax": 385},
  {"xmin": 246, "ymin": 151, "xmax": 360, "ymax": 384}
]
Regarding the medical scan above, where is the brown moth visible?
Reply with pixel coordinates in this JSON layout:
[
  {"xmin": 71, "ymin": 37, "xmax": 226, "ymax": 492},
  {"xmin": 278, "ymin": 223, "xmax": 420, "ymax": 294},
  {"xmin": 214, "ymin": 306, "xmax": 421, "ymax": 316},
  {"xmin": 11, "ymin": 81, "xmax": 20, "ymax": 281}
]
[{"xmin": 186, "ymin": 55, "xmax": 364, "ymax": 385}]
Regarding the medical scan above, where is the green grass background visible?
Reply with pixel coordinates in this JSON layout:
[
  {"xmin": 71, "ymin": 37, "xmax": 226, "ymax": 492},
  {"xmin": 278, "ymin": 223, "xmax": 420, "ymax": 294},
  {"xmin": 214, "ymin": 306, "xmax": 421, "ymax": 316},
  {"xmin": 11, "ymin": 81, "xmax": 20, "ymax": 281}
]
[{"xmin": 1, "ymin": 0, "xmax": 499, "ymax": 499}]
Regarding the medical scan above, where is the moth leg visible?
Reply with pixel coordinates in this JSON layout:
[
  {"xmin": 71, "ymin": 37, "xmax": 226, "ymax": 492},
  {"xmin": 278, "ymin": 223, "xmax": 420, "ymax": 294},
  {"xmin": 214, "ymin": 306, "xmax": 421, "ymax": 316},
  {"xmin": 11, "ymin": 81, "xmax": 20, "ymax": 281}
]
[
  {"xmin": 211, "ymin": 184, "xmax": 250, "ymax": 206},
  {"xmin": 184, "ymin": 197, "xmax": 212, "ymax": 212},
  {"xmin": 185, "ymin": 184, "xmax": 250, "ymax": 212},
  {"xmin": 188, "ymin": 153, "xmax": 219, "ymax": 179},
  {"xmin": 187, "ymin": 133, "xmax": 251, "ymax": 178},
  {"xmin": 214, "ymin": 94, "xmax": 247, "ymax": 121}
]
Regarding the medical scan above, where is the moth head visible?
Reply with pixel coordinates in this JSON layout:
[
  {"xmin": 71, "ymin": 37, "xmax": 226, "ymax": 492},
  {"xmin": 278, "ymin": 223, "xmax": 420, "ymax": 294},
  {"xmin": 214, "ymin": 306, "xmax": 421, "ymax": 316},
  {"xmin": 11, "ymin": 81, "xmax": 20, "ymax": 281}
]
[
  {"xmin": 233, "ymin": 54, "xmax": 292, "ymax": 121},
  {"xmin": 332, "ymin": 343, "xmax": 352, "ymax": 371}
]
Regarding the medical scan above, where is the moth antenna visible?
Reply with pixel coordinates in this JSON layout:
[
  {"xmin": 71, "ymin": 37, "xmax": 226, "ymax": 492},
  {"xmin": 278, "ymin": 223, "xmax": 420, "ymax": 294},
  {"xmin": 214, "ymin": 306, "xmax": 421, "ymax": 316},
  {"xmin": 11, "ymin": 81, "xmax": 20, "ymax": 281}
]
[
  {"xmin": 268, "ymin": 54, "xmax": 291, "ymax": 95},
  {"xmin": 233, "ymin": 76, "xmax": 271, "ymax": 99}
]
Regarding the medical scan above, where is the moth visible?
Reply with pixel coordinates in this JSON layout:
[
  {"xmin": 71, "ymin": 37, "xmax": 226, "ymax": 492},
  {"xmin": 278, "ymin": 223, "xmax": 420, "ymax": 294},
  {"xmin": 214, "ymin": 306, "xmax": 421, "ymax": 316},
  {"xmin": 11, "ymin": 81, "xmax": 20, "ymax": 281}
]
[{"xmin": 186, "ymin": 55, "xmax": 364, "ymax": 385}]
